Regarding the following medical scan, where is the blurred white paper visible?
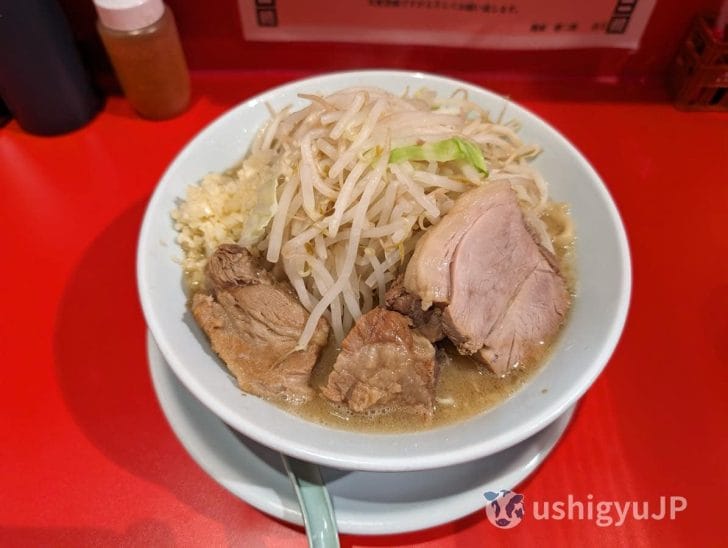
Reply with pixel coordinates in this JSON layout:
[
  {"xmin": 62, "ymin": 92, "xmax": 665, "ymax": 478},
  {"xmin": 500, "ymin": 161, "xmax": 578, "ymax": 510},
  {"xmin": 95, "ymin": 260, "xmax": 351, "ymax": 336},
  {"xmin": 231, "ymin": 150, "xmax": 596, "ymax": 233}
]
[{"xmin": 239, "ymin": 0, "xmax": 656, "ymax": 49}]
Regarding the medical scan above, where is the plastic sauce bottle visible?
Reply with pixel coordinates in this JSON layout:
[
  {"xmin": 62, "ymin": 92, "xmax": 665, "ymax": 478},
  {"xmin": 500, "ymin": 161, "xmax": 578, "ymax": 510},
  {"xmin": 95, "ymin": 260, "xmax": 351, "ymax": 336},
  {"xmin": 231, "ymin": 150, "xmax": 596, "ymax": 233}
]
[{"xmin": 94, "ymin": 0, "xmax": 190, "ymax": 120}]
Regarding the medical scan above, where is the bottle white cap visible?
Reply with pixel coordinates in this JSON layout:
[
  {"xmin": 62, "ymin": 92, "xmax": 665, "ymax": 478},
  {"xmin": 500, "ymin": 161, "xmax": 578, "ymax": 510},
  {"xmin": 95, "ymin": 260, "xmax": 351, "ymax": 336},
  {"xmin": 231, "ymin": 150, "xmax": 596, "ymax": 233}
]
[{"xmin": 94, "ymin": 0, "xmax": 164, "ymax": 32}]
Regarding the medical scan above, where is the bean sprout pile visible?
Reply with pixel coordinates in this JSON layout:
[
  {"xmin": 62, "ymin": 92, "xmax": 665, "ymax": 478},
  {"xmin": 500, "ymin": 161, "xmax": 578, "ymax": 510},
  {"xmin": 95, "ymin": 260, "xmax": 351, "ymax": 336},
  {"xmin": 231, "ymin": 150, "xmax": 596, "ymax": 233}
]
[{"xmin": 174, "ymin": 86, "xmax": 573, "ymax": 350}]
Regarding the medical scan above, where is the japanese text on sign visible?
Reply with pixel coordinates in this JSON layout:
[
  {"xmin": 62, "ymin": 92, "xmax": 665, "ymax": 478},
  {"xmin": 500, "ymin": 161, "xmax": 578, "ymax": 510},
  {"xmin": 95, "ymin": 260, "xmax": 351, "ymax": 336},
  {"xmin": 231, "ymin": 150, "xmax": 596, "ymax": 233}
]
[{"xmin": 240, "ymin": 0, "xmax": 656, "ymax": 49}]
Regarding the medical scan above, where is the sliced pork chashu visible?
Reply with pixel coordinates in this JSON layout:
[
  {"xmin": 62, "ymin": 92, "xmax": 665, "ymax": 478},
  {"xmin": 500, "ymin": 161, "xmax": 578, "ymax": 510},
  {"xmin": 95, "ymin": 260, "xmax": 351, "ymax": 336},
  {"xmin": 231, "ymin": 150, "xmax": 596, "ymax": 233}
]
[{"xmin": 403, "ymin": 180, "xmax": 570, "ymax": 375}]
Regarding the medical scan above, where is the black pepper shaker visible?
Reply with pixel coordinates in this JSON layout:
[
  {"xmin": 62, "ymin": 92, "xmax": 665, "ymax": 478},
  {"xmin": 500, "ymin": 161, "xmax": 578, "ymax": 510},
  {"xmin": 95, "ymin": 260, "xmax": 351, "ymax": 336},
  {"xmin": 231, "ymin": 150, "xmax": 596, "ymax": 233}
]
[{"xmin": 0, "ymin": 0, "xmax": 102, "ymax": 135}]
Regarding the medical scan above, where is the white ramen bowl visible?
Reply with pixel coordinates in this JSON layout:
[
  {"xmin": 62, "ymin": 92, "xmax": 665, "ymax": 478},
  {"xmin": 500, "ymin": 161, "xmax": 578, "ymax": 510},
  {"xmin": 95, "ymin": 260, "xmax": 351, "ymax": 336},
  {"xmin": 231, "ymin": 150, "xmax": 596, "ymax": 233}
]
[{"xmin": 137, "ymin": 70, "xmax": 631, "ymax": 472}]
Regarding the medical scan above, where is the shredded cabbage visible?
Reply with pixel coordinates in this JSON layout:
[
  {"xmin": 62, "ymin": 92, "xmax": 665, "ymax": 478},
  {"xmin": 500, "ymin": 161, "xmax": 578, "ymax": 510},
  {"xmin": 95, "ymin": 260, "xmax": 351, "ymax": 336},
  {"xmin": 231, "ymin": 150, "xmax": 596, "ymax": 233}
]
[{"xmin": 238, "ymin": 177, "xmax": 278, "ymax": 249}]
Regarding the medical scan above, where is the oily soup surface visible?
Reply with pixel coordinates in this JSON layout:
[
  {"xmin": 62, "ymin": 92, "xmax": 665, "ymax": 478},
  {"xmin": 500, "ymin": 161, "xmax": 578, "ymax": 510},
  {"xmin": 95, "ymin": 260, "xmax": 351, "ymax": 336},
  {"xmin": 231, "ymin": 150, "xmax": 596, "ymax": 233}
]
[{"xmin": 288, "ymin": 342, "xmax": 541, "ymax": 433}]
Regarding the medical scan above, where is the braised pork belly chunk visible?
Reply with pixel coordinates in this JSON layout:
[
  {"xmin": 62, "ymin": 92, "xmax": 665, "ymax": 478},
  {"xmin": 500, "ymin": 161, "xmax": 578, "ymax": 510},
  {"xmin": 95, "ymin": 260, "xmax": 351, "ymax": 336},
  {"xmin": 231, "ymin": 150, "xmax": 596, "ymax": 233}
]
[
  {"xmin": 321, "ymin": 307, "xmax": 438, "ymax": 417},
  {"xmin": 384, "ymin": 274, "xmax": 444, "ymax": 343},
  {"xmin": 191, "ymin": 244, "xmax": 329, "ymax": 403}
]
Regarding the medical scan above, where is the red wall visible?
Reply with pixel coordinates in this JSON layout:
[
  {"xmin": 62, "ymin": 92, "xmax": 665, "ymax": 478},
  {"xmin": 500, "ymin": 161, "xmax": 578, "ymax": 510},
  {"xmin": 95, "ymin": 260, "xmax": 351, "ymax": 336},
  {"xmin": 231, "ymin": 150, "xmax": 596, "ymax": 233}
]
[{"xmin": 61, "ymin": 0, "xmax": 723, "ymax": 83}]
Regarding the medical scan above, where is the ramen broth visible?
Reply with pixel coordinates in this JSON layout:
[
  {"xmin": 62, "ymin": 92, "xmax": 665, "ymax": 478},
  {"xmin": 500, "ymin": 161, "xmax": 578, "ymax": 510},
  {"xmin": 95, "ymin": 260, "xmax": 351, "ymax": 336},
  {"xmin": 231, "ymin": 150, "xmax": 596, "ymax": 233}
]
[{"xmin": 282, "ymin": 342, "xmax": 544, "ymax": 433}]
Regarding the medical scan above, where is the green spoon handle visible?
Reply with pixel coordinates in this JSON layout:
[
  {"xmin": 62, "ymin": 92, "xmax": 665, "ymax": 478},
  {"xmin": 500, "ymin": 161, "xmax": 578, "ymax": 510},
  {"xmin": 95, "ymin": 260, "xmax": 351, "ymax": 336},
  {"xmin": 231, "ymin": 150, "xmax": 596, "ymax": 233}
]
[{"xmin": 281, "ymin": 454, "xmax": 340, "ymax": 548}]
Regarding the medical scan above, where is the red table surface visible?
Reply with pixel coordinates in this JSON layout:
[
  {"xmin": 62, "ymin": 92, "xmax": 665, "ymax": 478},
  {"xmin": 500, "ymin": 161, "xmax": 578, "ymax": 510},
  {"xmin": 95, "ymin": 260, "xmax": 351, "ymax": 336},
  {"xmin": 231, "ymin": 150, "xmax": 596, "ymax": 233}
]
[{"xmin": 1, "ymin": 71, "xmax": 726, "ymax": 547}]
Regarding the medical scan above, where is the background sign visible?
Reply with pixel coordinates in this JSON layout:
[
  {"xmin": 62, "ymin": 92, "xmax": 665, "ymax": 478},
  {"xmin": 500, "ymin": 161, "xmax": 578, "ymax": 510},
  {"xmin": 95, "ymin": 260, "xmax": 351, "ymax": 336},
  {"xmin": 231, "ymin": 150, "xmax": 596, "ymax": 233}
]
[{"xmin": 239, "ymin": 0, "xmax": 657, "ymax": 50}]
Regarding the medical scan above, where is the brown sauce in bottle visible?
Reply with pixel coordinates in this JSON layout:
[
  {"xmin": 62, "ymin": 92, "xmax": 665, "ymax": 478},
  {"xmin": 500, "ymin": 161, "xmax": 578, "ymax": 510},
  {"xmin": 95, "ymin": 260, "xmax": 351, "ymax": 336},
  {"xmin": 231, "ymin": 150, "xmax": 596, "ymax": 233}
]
[{"xmin": 97, "ymin": 6, "xmax": 190, "ymax": 120}]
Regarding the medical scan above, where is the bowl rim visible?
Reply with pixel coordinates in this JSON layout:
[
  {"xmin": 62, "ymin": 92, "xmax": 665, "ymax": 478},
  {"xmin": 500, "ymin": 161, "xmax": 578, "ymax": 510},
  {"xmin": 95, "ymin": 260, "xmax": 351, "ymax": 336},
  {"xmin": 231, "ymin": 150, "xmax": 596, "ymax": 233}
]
[{"xmin": 137, "ymin": 69, "xmax": 632, "ymax": 471}]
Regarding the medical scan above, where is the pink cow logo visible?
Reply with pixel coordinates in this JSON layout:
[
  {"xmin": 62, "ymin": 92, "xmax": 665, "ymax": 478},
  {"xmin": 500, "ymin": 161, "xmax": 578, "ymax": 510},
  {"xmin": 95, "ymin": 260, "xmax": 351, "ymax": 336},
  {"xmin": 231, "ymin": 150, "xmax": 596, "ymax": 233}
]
[{"xmin": 484, "ymin": 490, "xmax": 525, "ymax": 529}]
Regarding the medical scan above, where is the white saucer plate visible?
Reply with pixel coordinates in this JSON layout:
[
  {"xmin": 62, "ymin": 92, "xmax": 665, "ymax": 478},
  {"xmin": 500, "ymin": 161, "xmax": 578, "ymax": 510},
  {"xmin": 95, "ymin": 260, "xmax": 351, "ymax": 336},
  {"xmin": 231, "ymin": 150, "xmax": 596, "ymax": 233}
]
[{"xmin": 147, "ymin": 332, "xmax": 576, "ymax": 535}]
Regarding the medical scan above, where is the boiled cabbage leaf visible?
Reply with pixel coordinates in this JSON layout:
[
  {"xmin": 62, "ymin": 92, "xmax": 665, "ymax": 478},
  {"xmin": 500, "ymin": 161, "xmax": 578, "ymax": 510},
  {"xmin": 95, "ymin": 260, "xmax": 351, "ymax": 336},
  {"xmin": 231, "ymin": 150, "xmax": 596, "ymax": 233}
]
[
  {"xmin": 389, "ymin": 138, "xmax": 488, "ymax": 175},
  {"xmin": 238, "ymin": 177, "xmax": 277, "ymax": 249}
]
